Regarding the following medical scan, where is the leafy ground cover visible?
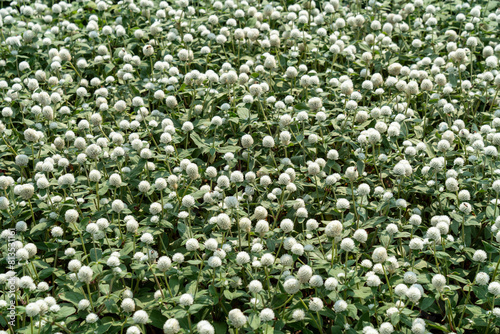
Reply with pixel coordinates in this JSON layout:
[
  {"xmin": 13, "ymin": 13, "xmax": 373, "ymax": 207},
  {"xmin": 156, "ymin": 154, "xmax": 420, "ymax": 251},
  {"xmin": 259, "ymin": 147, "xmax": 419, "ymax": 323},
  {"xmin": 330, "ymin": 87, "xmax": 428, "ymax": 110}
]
[{"xmin": 1, "ymin": 0, "xmax": 500, "ymax": 333}]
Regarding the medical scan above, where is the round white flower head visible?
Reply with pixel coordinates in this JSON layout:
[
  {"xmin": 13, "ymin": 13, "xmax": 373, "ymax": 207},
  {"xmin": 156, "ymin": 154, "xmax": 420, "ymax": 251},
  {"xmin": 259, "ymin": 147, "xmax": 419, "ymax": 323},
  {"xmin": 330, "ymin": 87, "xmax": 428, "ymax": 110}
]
[
  {"xmin": 431, "ymin": 274, "xmax": 446, "ymax": 291},
  {"xmin": 26, "ymin": 303, "xmax": 41, "ymax": 317},
  {"xmin": 78, "ymin": 266, "xmax": 93, "ymax": 284},
  {"xmin": 367, "ymin": 275, "xmax": 381, "ymax": 287},
  {"xmin": 140, "ymin": 233, "xmax": 154, "ymax": 244},
  {"xmin": 379, "ymin": 322, "xmax": 394, "ymax": 334},
  {"xmin": 262, "ymin": 136, "xmax": 275, "ymax": 148},
  {"xmin": 260, "ymin": 308, "xmax": 275, "ymax": 322},
  {"xmin": 208, "ymin": 256, "xmax": 222, "ymax": 268},
  {"xmin": 325, "ymin": 277, "xmax": 339, "ymax": 290},
  {"xmin": 488, "ymin": 282, "xmax": 500, "ymax": 296},
  {"xmin": 297, "ymin": 265, "xmax": 313, "ymax": 283},
  {"xmin": 406, "ymin": 286, "xmax": 422, "ymax": 303},
  {"xmin": 309, "ymin": 275, "xmax": 324, "ymax": 287},
  {"xmin": 334, "ymin": 300, "xmax": 348, "ymax": 312},
  {"xmin": 86, "ymin": 313, "xmax": 98, "ymax": 324},
  {"xmin": 336, "ymin": 198, "xmax": 350, "ymax": 211},
  {"xmin": 476, "ymin": 272, "xmax": 490, "ymax": 286},
  {"xmin": 280, "ymin": 219, "xmax": 294, "ymax": 233},
  {"xmin": 473, "ymin": 250, "xmax": 487, "ymax": 262},
  {"xmin": 179, "ymin": 293, "xmax": 194, "ymax": 307},
  {"xmin": 292, "ymin": 309, "xmax": 305, "ymax": 321},
  {"xmin": 163, "ymin": 318, "xmax": 180, "ymax": 334},
  {"xmin": 133, "ymin": 310, "xmax": 149, "ymax": 324},
  {"xmin": 197, "ymin": 320, "xmax": 215, "ymax": 334},
  {"xmin": 345, "ymin": 166, "xmax": 358, "ymax": 181},
  {"xmin": 353, "ymin": 229, "xmax": 368, "ymax": 243},
  {"xmin": 248, "ymin": 280, "xmax": 263, "ymax": 293},
  {"xmin": 394, "ymin": 283, "xmax": 408, "ymax": 296},
  {"xmin": 228, "ymin": 308, "xmax": 247, "ymax": 328},
  {"xmin": 236, "ymin": 252, "xmax": 250, "ymax": 265},
  {"xmin": 126, "ymin": 326, "xmax": 141, "ymax": 334},
  {"xmin": 241, "ymin": 134, "xmax": 254, "ymax": 148},
  {"xmin": 340, "ymin": 238, "xmax": 355, "ymax": 252},
  {"xmin": 182, "ymin": 195, "xmax": 195, "ymax": 208},
  {"xmin": 309, "ymin": 297, "xmax": 324, "ymax": 312},
  {"xmin": 78, "ymin": 299, "xmax": 90, "ymax": 311},
  {"xmin": 283, "ymin": 278, "xmax": 300, "ymax": 294},
  {"xmin": 121, "ymin": 298, "xmax": 135, "ymax": 312},
  {"xmin": 325, "ymin": 221, "xmax": 342, "ymax": 237},
  {"xmin": 372, "ymin": 247, "xmax": 388, "ymax": 263},
  {"xmin": 65, "ymin": 209, "xmax": 79, "ymax": 223}
]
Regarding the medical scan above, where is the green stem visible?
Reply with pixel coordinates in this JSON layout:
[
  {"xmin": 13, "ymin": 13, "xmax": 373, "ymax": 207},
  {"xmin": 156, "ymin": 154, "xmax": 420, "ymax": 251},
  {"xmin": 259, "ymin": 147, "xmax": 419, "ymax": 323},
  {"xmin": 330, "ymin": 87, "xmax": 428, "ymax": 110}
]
[
  {"xmin": 330, "ymin": 238, "xmax": 335, "ymax": 268},
  {"xmin": 485, "ymin": 296, "xmax": 496, "ymax": 334},
  {"xmin": 87, "ymin": 283, "xmax": 95, "ymax": 312},
  {"xmin": 382, "ymin": 265, "xmax": 393, "ymax": 302},
  {"xmin": 350, "ymin": 181, "xmax": 359, "ymax": 228}
]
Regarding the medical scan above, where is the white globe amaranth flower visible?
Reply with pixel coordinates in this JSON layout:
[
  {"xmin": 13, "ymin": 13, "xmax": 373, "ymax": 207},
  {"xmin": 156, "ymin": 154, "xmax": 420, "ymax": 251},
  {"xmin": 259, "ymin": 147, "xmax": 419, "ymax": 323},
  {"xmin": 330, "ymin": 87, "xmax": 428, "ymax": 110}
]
[
  {"xmin": 262, "ymin": 136, "xmax": 275, "ymax": 148},
  {"xmin": 228, "ymin": 309, "xmax": 247, "ymax": 328},
  {"xmin": 372, "ymin": 247, "xmax": 388, "ymax": 263},
  {"xmin": 334, "ymin": 300, "xmax": 348, "ymax": 312},
  {"xmin": 163, "ymin": 319, "xmax": 180, "ymax": 334},
  {"xmin": 283, "ymin": 278, "xmax": 300, "ymax": 294},
  {"xmin": 406, "ymin": 286, "xmax": 422, "ymax": 303},
  {"xmin": 336, "ymin": 198, "xmax": 350, "ymax": 211},
  {"xmin": 488, "ymin": 282, "xmax": 500, "ymax": 296},
  {"xmin": 77, "ymin": 266, "xmax": 93, "ymax": 284},
  {"xmin": 179, "ymin": 293, "xmax": 194, "ymax": 307},
  {"xmin": 476, "ymin": 272, "xmax": 490, "ymax": 286},
  {"xmin": 133, "ymin": 310, "xmax": 149, "ymax": 324}
]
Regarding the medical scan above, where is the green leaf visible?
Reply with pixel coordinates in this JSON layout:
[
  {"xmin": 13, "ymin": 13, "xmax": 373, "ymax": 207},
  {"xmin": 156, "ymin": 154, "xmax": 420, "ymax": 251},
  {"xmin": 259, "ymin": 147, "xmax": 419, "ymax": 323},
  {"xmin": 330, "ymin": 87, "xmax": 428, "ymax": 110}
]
[
  {"xmin": 246, "ymin": 17, "xmax": 257, "ymax": 28},
  {"xmin": 414, "ymin": 125, "xmax": 424, "ymax": 138},
  {"xmin": 128, "ymin": 159, "xmax": 146, "ymax": 180},
  {"xmin": 150, "ymin": 309, "xmax": 167, "ymax": 329},
  {"xmin": 449, "ymin": 71, "xmax": 458, "ymax": 87},
  {"xmin": 98, "ymin": 181, "xmax": 109, "ymax": 196},
  {"xmin": 426, "ymin": 321, "xmax": 449, "ymax": 332},
  {"xmin": 216, "ymin": 145, "xmax": 241, "ymax": 154},
  {"xmin": 248, "ymin": 312, "xmax": 260, "ymax": 330},
  {"xmin": 365, "ymin": 216, "xmax": 387, "ymax": 228},
  {"xmin": 380, "ymin": 235, "xmax": 390, "ymax": 248},
  {"xmin": 352, "ymin": 286, "xmax": 372, "ymax": 300},
  {"xmin": 188, "ymin": 303, "xmax": 205, "ymax": 313},
  {"xmin": 237, "ymin": 108, "xmax": 250, "ymax": 120},
  {"xmin": 104, "ymin": 63, "xmax": 115, "ymax": 74},
  {"xmin": 482, "ymin": 240, "xmax": 497, "ymax": 253},
  {"xmin": 449, "ymin": 274, "xmax": 469, "ymax": 284},
  {"xmin": 104, "ymin": 299, "xmax": 119, "ymax": 313},
  {"xmin": 55, "ymin": 305, "xmax": 76, "ymax": 319},
  {"xmin": 420, "ymin": 297, "xmax": 434, "ymax": 311},
  {"xmin": 191, "ymin": 132, "xmax": 207, "ymax": 148},
  {"xmin": 121, "ymin": 242, "xmax": 135, "ymax": 255},
  {"xmin": 90, "ymin": 248, "xmax": 102, "ymax": 262},
  {"xmin": 356, "ymin": 160, "xmax": 365, "ymax": 176},
  {"xmin": 213, "ymin": 322, "xmax": 227, "ymax": 334},
  {"xmin": 177, "ymin": 222, "xmax": 187, "ymax": 236},
  {"xmin": 223, "ymin": 290, "xmax": 233, "ymax": 300},
  {"xmin": 390, "ymin": 312, "xmax": 400, "ymax": 326},
  {"xmin": 96, "ymin": 322, "xmax": 112, "ymax": 334},
  {"xmin": 30, "ymin": 222, "xmax": 49, "ymax": 235},
  {"xmin": 60, "ymin": 292, "xmax": 84, "ymax": 306},
  {"xmin": 38, "ymin": 267, "xmax": 55, "ymax": 279}
]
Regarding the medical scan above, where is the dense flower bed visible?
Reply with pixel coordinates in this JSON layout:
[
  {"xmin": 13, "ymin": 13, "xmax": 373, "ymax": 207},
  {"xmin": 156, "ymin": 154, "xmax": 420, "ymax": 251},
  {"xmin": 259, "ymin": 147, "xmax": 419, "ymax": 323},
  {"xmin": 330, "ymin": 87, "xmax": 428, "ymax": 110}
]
[{"xmin": 1, "ymin": 0, "xmax": 500, "ymax": 333}]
